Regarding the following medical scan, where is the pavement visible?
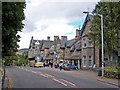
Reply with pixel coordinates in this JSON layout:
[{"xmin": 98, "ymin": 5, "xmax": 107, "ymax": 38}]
[
  {"xmin": 97, "ymin": 76, "xmax": 119, "ymax": 87},
  {"xmin": 44, "ymin": 66, "xmax": 119, "ymax": 88}
]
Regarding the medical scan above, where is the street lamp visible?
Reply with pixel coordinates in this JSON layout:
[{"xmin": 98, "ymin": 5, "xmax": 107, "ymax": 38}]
[
  {"xmin": 83, "ymin": 11, "xmax": 104, "ymax": 78},
  {"xmin": 56, "ymin": 55, "xmax": 57, "ymax": 63}
]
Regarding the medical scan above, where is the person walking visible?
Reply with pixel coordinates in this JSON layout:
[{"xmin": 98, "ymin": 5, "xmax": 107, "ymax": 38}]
[
  {"xmin": 51, "ymin": 62, "xmax": 53, "ymax": 68},
  {"xmin": 59, "ymin": 63, "xmax": 62, "ymax": 71},
  {"xmin": 93, "ymin": 64, "xmax": 96, "ymax": 72}
]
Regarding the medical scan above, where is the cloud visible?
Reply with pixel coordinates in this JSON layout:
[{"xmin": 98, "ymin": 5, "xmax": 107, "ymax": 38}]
[{"xmin": 18, "ymin": 0, "xmax": 100, "ymax": 49}]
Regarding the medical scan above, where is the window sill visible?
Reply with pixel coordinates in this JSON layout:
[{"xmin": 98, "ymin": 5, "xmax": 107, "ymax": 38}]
[{"xmin": 88, "ymin": 66, "xmax": 92, "ymax": 67}]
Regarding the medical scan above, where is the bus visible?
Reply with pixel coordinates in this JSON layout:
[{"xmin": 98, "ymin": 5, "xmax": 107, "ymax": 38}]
[{"xmin": 29, "ymin": 57, "xmax": 44, "ymax": 67}]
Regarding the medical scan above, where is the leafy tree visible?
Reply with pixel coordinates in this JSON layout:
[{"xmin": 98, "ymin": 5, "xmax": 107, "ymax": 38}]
[
  {"xmin": 18, "ymin": 51, "xmax": 28, "ymax": 66},
  {"xmin": 2, "ymin": 2, "xmax": 26, "ymax": 58},
  {"xmin": 4, "ymin": 55, "xmax": 18, "ymax": 66},
  {"xmin": 88, "ymin": 1, "xmax": 120, "ymax": 62}
]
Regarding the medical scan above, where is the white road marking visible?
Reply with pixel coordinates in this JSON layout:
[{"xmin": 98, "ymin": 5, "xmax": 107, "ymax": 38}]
[
  {"xmin": 53, "ymin": 79, "xmax": 68, "ymax": 86},
  {"xmin": 40, "ymin": 74, "xmax": 48, "ymax": 78},
  {"xmin": 60, "ymin": 79, "xmax": 76, "ymax": 86}
]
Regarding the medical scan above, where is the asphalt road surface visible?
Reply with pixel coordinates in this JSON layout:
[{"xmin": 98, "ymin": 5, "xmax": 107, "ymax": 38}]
[{"xmin": 6, "ymin": 66, "xmax": 118, "ymax": 89}]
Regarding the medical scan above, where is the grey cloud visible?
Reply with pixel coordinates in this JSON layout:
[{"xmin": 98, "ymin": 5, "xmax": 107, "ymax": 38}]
[
  {"xmin": 24, "ymin": 1, "xmax": 98, "ymax": 32},
  {"xmin": 41, "ymin": 25, "xmax": 48, "ymax": 30},
  {"xmin": 23, "ymin": 19, "xmax": 37, "ymax": 33}
]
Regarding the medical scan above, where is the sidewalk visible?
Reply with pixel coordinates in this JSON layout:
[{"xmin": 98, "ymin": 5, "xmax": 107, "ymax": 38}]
[
  {"xmin": 44, "ymin": 67, "xmax": 119, "ymax": 87},
  {"xmin": 97, "ymin": 76, "xmax": 119, "ymax": 87}
]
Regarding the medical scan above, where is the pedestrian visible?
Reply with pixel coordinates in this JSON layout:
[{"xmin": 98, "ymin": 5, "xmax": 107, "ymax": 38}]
[
  {"xmin": 51, "ymin": 63, "xmax": 53, "ymax": 68},
  {"xmin": 44, "ymin": 63, "xmax": 45, "ymax": 67},
  {"xmin": 49, "ymin": 62, "xmax": 51, "ymax": 68},
  {"xmin": 59, "ymin": 63, "xmax": 62, "ymax": 71},
  {"xmin": 93, "ymin": 64, "xmax": 96, "ymax": 72}
]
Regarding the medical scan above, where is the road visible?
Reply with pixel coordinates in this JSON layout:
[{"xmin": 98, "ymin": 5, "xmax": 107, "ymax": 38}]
[{"xmin": 6, "ymin": 66, "xmax": 118, "ymax": 89}]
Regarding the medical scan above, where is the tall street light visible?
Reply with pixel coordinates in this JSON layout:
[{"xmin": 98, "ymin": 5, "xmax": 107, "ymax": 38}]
[{"xmin": 83, "ymin": 11, "xmax": 104, "ymax": 78}]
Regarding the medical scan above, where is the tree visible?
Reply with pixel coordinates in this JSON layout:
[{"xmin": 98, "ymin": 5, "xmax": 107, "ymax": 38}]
[
  {"xmin": 88, "ymin": 1, "xmax": 120, "ymax": 62},
  {"xmin": 18, "ymin": 51, "xmax": 28, "ymax": 66},
  {"xmin": 2, "ymin": 2, "xmax": 26, "ymax": 58}
]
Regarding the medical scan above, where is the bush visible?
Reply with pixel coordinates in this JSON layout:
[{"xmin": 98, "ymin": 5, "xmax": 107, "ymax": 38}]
[{"xmin": 104, "ymin": 70, "xmax": 120, "ymax": 79}]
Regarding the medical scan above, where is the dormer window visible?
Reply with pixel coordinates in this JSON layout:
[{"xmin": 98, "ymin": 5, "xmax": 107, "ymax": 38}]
[{"xmin": 35, "ymin": 40, "xmax": 39, "ymax": 49}]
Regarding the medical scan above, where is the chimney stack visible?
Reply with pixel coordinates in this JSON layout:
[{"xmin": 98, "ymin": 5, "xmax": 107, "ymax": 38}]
[
  {"xmin": 54, "ymin": 36, "xmax": 58, "ymax": 40},
  {"xmin": 75, "ymin": 29, "xmax": 80, "ymax": 40},
  {"xmin": 47, "ymin": 36, "xmax": 50, "ymax": 41},
  {"xmin": 61, "ymin": 36, "xmax": 67, "ymax": 40},
  {"xmin": 76, "ymin": 29, "xmax": 80, "ymax": 36}
]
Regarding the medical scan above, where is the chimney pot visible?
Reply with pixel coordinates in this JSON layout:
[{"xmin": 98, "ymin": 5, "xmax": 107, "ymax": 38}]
[
  {"xmin": 76, "ymin": 29, "xmax": 80, "ymax": 36},
  {"xmin": 47, "ymin": 36, "xmax": 50, "ymax": 41},
  {"xmin": 54, "ymin": 36, "xmax": 58, "ymax": 40},
  {"xmin": 61, "ymin": 36, "xmax": 67, "ymax": 40}
]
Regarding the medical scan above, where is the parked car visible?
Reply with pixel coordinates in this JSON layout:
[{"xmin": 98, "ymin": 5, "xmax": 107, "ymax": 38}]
[
  {"xmin": 62, "ymin": 63, "xmax": 68, "ymax": 70},
  {"xmin": 55, "ymin": 63, "xmax": 59, "ymax": 68},
  {"xmin": 70, "ymin": 65, "xmax": 78, "ymax": 69},
  {"xmin": 62, "ymin": 63, "xmax": 78, "ymax": 70}
]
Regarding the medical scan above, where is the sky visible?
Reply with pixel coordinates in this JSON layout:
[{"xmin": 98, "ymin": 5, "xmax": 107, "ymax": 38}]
[{"xmin": 17, "ymin": 0, "xmax": 100, "ymax": 49}]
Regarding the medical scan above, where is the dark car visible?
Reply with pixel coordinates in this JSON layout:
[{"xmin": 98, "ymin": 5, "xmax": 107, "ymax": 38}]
[
  {"xmin": 55, "ymin": 63, "xmax": 59, "ymax": 68},
  {"xmin": 44, "ymin": 63, "xmax": 49, "ymax": 67}
]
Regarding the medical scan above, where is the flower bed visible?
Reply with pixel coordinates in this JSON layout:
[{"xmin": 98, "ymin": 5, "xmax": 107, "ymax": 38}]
[{"xmin": 104, "ymin": 67, "xmax": 120, "ymax": 79}]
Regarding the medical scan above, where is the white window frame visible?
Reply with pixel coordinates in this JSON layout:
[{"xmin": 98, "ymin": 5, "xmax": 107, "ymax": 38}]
[
  {"xmin": 88, "ymin": 56, "xmax": 92, "ymax": 67},
  {"xmin": 83, "ymin": 38, "xmax": 87, "ymax": 47},
  {"xmin": 88, "ymin": 40, "xmax": 92, "ymax": 47},
  {"xmin": 83, "ymin": 56, "xmax": 87, "ymax": 67}
]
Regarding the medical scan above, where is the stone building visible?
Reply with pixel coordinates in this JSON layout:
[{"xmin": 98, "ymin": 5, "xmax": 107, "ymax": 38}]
[{"xmin": 28, "ymin": 14, "xmax": 101, "ymax": 70}]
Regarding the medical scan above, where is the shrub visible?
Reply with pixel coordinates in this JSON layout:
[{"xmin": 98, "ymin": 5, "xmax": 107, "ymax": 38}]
[{"xmin": 104, "ymin": 70, "xmax": 120, "ymax": 79}]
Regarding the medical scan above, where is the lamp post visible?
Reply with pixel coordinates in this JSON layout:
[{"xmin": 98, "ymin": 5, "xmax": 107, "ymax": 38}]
[
  {"xmin": 54, "ymin": 51, "xmax": 57, "ymax": 63},
  {"xmin": 83, "ymin": 11, "xmax": 104, "ymax": 78},
  {"xmin": 56, "ymin": 55, "xmax": 57, "ymax": 63}
]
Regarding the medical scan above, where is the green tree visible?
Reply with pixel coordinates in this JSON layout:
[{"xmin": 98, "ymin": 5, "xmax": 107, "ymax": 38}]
[
  {"xmin": 88, "ymin": 1, "xmax": 120, "ymax": 62},
  {"xmin": 2, "ymin": 2, "xmax": 26, "ymax": 58},
  {"xmin": 18, "ymin": 51, "xmax": 28, "ymax": 66}
]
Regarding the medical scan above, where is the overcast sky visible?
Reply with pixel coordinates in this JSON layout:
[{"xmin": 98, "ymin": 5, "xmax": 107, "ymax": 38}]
[{"xmin": 17, "ymin": 0, "xmax": 100, "ymax": 49}]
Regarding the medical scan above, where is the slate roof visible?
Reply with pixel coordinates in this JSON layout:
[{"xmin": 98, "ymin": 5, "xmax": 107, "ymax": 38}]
[
  {"xmin": 59, "ymin": 40, "xmax": 67, "ymax": 48},
  {"xmin": 80, "ymin": 14, "xmax": 92, "ymax": 36},
  {"xmin": 42, "ymin": 40, "xmax": 54, "ymax": 49},
  {"xmin": 66, "ymin": 39, "xmax": 75, "ymax": 47},
  {"xmin": 29, "ymin": 40, "xmax": 42, "ymax": 49},
  {"xmin": 67, "ymin": 14, "xmax": 92, "ymax": 49}
]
